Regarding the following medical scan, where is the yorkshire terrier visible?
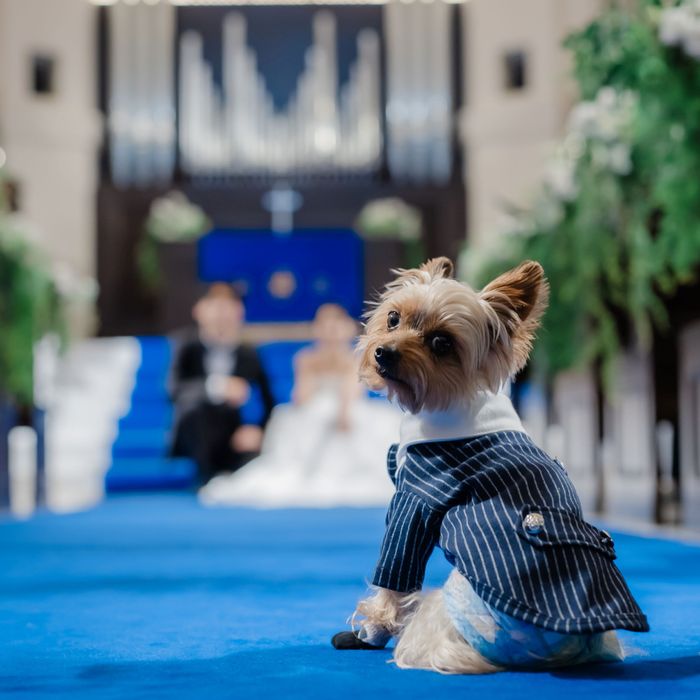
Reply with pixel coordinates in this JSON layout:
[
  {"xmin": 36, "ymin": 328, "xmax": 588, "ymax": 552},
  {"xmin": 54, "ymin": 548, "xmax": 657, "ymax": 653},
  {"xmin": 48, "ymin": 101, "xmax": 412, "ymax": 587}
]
[{"xmin": 332, "ymin": 257, "xmax": 648, "ymax": 674}]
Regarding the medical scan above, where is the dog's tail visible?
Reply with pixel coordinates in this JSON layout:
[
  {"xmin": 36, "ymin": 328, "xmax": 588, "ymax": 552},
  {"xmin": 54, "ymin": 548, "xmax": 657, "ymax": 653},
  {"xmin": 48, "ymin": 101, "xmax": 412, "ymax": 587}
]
[{"xmin": 393, "ymin": 589, "xmax": 499, "ymax": 675}]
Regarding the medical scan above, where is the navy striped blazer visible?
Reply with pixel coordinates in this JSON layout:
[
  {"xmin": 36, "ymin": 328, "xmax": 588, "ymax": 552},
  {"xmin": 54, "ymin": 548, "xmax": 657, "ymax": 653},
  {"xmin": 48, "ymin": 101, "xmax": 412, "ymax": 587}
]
[{"xmin": 372, "ymin": 430, "xmax": 649, "ymax": 635}]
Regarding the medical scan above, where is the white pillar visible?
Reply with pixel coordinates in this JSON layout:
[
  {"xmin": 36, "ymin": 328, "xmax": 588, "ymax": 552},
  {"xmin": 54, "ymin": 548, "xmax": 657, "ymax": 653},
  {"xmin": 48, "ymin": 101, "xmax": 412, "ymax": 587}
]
[{"xmin": 8, "ymin": 427, "xmax": 38, "ymax": 519}]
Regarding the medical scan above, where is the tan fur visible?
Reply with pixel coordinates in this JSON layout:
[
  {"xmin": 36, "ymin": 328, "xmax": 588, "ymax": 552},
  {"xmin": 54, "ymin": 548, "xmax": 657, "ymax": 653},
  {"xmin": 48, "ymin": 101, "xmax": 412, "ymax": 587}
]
[
  {"xmin": 353, "ymin": 585, "xmax": 498, "ymax": 675},
  {"xmin": 480, "ymin": 260, "xmax": 550, "ymax": 374},
  {"xmin": 353, "ymin": 587, "xmax": 421, "ymax": 637},
  {"xmin": 353, "ymin": 582, "xmax": 622, "ymax": 674},
  {"xmin": 358, "ymin": 257, "xmax": 549, "ymax": 413},
  {"xmin": 393, "ymin": 590, "xmax": 499, "ymax": 675}
]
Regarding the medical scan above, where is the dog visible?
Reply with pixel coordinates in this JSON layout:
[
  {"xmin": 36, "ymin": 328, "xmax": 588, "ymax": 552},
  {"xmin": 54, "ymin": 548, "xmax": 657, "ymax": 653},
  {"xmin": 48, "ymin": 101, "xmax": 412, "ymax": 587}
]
[{"xmin": 331, "ymin": 257, "xmax": 649, "ymax": 674}]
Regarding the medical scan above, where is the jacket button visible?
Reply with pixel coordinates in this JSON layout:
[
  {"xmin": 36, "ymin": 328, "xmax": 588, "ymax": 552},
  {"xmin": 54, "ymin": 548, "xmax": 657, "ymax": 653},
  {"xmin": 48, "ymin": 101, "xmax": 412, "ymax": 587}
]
[
  {"xmin": 600, "ymin": 529, "xmax": 614, "ymax": 546},
  {"xmin": 524, "ymin": 512, "xmax": 545, "ymax": 535}
]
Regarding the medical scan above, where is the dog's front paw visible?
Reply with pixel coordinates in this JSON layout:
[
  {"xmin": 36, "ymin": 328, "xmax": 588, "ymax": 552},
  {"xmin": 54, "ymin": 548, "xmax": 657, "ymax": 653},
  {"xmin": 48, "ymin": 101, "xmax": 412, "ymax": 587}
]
[{"xmin": 331, "ymin": 631, "xmax": 384, "ymax": 650}]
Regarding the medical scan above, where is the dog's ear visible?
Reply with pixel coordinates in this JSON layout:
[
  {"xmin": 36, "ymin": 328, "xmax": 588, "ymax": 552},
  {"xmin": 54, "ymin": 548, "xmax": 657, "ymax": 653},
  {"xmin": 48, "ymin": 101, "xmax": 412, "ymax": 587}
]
[
  {"xmin": 420, "ymin": 257, "xmax": 454, "ymax": 280},
  {"xmin": 479, "ymin": 260, "xmax": 549, "ymax": 371}
]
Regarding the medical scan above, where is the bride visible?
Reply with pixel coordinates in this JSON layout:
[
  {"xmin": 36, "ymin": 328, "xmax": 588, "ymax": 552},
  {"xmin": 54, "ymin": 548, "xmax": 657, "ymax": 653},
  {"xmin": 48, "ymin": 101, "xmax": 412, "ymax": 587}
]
[{"xmin": 199, "ymin": 304, "xmax": 401, "ymax": 508}]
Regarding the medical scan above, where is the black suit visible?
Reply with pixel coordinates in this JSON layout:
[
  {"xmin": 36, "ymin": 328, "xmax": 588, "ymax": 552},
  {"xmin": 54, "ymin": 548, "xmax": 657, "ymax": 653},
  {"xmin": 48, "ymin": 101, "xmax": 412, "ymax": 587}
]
[{"xmin": 168, "ymin": 336, "xmax": 276, "ymax": 484}]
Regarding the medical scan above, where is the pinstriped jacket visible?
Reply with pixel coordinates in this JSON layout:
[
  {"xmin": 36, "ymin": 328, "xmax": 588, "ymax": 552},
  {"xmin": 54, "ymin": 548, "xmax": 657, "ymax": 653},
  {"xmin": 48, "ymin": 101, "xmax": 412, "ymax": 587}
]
[{"xmin": 371, "ymin": 430, "xmax": 649, "ymax": 635}]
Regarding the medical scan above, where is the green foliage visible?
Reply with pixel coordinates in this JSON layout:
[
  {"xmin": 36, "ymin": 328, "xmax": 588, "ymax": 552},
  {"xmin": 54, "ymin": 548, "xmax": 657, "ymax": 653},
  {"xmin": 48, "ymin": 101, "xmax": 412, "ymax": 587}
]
[
  {"xmin": 136, "ymin": 235, "xmax": 163, "ymax": 295},
  {"xmin": 137, "ymin": 191, "xmax": 210, "ymax": 293},
  {"xmin": 355, "ymin": 198, "xmax": 426, "ymax": 268},
  {"xmin": 0, "ymin": 174, "xmax": 65, "ymax": 404},
  {"xmin": 461, "ymin": 0, "xmax": 700, "ymax": 379},
  {"xmin": 356, "ymin": 198, "xmax": 423, "ymax": 242}
]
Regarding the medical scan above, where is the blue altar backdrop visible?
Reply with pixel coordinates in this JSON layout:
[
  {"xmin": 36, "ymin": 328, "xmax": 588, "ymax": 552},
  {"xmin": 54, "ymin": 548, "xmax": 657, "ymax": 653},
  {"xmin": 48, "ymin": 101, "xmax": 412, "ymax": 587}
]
[{"xmin": 198, "ymin": 229, "xmax": 364, "ymax": 322}]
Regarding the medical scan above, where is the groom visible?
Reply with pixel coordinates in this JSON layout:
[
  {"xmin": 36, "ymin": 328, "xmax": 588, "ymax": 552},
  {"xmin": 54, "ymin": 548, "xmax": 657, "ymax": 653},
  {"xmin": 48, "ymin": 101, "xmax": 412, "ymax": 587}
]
[{"xmin": 168, "ymin": 284, "xmax": 276, "ymax": 484}]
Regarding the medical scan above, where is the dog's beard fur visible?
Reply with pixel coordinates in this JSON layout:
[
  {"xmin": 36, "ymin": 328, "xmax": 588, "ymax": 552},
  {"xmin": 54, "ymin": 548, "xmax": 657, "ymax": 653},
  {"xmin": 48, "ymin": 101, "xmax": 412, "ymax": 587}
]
[{"xmin": 358, "ymin": 257, "xmax": 549, "ymax": 414}]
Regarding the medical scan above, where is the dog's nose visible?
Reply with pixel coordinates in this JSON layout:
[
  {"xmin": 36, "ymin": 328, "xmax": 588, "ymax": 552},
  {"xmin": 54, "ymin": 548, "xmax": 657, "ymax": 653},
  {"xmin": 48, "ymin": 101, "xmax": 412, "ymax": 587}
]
[{"xmin": 374, "ymin": 346, "xmax": 400, "ymax": 369}]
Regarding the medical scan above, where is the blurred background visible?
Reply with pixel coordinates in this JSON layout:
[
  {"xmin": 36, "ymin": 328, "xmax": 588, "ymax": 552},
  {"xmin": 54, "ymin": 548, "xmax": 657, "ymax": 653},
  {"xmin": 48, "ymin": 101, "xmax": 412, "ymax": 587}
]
[{"xmin": 0, "ymin": 0, "xmax": 698, "ymax": 529}]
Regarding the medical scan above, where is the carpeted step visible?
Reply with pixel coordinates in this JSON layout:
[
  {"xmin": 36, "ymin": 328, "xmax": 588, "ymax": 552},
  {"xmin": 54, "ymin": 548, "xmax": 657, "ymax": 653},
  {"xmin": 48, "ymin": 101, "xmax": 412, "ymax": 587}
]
[
  {"xmin": 105, "ymin": 457, "xmax": 196, "ymax": 491},
  {"xmin": 111, "ymin": 428, "xmax": 170, "ymax": 459}
]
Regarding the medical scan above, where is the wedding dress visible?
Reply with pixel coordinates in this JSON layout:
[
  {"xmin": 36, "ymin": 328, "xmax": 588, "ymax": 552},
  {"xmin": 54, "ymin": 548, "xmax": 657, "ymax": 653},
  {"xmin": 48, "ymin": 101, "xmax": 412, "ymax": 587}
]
[{"xmin": 199, "ymin": 379, "xmax": 401, "ymax": 508}]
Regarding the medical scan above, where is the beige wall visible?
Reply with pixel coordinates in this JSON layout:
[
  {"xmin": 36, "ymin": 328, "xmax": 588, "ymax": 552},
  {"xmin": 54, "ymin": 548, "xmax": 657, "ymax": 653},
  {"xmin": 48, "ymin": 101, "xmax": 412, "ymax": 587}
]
[
  {"xmin": 0, "ymin": 0, "xmax": 101, "ymax": 280},
  {"xmin": 461, "ymin": 0, "xmax": 602, "ymax": 248}
]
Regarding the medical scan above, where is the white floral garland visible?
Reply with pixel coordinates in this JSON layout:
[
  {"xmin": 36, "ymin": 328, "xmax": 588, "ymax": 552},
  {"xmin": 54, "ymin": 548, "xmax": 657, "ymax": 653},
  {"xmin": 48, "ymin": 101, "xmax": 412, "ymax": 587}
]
[
  {"xmin": 659, "ymin": 0, "xmax": 700, "ymax": 58},
  {"xmin": 534, "ymin": 87, "xmax": 637, "ymax": 230}
]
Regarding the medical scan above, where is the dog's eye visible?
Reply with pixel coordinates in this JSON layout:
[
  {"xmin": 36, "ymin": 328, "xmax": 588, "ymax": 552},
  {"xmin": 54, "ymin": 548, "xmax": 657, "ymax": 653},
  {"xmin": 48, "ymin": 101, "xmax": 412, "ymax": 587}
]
[
  {"xmin": 387, "ymin": 310, "xmax": 400, "ymax": 329},
  {"xmin": 429, "ymin": 334, "xmax": 453, "ymax": 356}
]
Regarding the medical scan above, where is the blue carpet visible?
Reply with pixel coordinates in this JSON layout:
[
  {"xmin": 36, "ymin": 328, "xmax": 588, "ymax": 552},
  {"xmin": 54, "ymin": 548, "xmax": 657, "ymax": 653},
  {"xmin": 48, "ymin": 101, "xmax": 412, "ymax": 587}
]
[{"xmin": 1, "ymin": 495, "xmax": 699, "ymax": 699}]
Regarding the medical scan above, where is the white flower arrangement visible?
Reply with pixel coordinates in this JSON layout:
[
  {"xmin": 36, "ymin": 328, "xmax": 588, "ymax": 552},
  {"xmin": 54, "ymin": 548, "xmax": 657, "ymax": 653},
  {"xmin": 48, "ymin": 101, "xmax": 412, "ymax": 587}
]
[
  {"xmin": 0, "ymin": 207, "xmax": 97, "ymax": 306},
  {"xmin": 659, "ymin": 0, "xmax": 700, "ymax": 59},
  {"xmin": 495, "ymin": 86, "xmax": 637, "ymax": 242},
  {"xmin": 533, "ymin": 191, "xmax": 566, "ymax": 230},
  {"xmin": 541, "ymin": 87, "xmax": 636, "ymax": 204},
  {"xmin": 51, "ymin": 261, "xmax": 99, "ymax": 303},
  {"xmin": 566, "ymin": 87, "xmax": 636, "ymax": 176},
  {"xmin": 543, "ymin": 146, "xmax": 579, "ymax": 202},
  {"xmin": 138, "ymin": 191, "xmax": 210, "ymax": 292},
  {"xmin": 355, "ymin": 197, "xmax": 422, "ymax": 241},
  {"xmin": 145, "ymin": 191, "xmax": 210, "ymax": 244}
]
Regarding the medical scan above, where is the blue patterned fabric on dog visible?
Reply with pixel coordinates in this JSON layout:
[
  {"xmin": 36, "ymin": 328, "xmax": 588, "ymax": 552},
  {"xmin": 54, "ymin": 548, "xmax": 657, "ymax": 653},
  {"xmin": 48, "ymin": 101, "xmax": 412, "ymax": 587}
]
[{"xmin": 442, "ymin": 570, "xmax": 623, "ymax": 668}]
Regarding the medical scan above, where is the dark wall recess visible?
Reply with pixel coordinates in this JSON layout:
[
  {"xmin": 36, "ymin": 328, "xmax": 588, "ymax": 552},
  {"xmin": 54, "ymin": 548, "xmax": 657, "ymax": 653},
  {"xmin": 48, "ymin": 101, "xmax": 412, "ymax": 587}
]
[
  {"xmin": 31, "ymin": 55, "xmax": 56, "ymax": 95},
  {"xmin": 503, "ymin": 50, "xmax": 527, "ymax": 91}
]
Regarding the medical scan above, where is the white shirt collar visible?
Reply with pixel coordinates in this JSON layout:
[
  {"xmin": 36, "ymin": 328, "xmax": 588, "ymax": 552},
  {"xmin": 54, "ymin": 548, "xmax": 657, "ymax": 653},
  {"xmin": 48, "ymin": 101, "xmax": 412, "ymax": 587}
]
[{"xmin": 396, "ymin": 391, "xmax": 525, "ymax": 470}]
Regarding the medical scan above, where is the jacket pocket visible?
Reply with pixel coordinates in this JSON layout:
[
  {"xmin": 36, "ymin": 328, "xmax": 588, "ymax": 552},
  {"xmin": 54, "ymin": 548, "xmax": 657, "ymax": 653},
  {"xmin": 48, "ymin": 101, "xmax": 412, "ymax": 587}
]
[{"xmin": 516, "ymin": 505, "xmax": 616, "ymax": 560}]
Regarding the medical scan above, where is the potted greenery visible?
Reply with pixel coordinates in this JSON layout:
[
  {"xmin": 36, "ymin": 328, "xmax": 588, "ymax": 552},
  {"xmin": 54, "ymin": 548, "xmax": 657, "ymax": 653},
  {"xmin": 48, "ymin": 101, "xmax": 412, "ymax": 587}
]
[
  {"xmin": 0, "ymin": 172, "xmax": 66, "ymax": 508},
  {"xmin": 355, "ymin": 197, "xmax": 424, "ymax": 298},
  {"xmin": 137, "ymin": 191, "xmax": 211, "ymax": 332}
]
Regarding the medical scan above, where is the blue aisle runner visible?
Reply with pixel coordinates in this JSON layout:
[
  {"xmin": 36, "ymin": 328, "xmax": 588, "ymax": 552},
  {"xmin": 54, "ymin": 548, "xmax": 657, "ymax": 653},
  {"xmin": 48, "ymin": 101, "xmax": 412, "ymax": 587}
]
[{"xmin": 0, "ymin": 495, "xmax": 699, "ymax": 699}]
